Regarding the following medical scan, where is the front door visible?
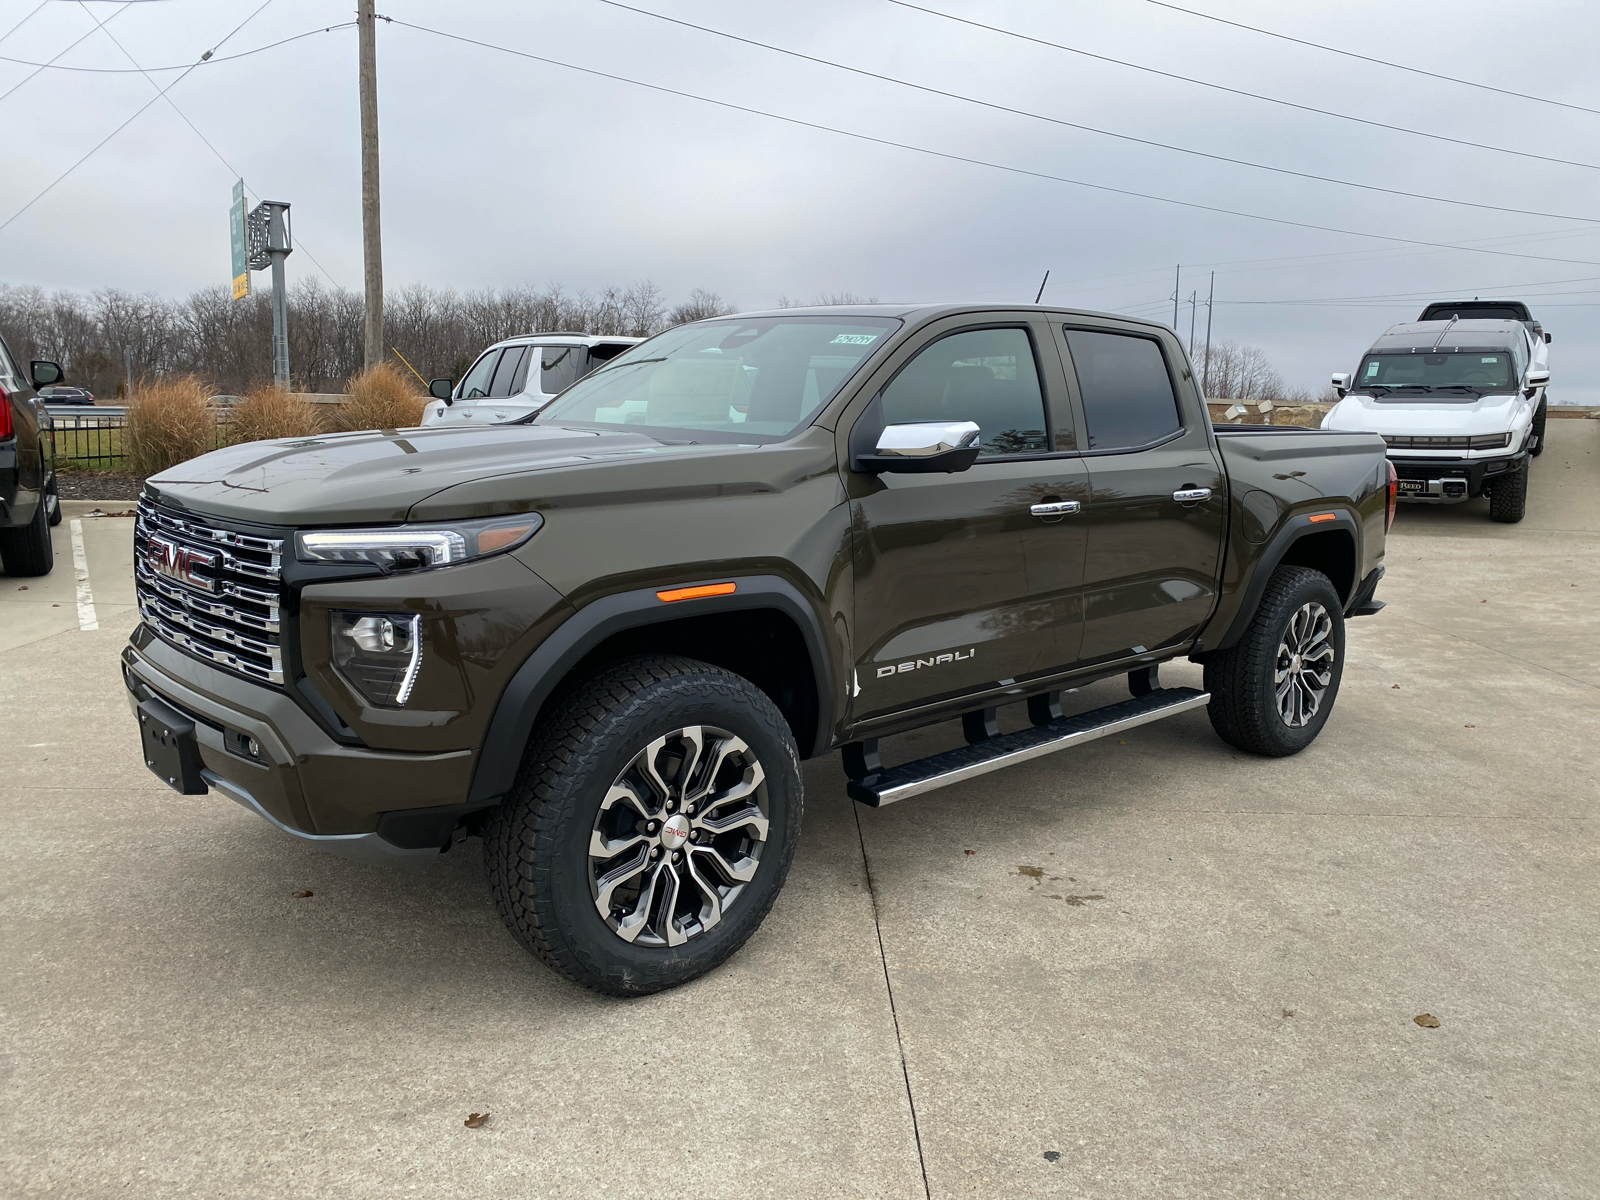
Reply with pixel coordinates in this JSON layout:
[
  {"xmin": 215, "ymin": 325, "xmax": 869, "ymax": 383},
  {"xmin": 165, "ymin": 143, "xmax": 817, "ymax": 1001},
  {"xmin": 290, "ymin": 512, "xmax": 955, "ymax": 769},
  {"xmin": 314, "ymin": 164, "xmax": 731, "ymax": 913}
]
[
  {"xmin": 1056, "ymin": 325, "xmax": 1226, "ymax": 664},
  {"xmin": 847, "ymin": 322, "xmax": 1090, "ymax": 722}
]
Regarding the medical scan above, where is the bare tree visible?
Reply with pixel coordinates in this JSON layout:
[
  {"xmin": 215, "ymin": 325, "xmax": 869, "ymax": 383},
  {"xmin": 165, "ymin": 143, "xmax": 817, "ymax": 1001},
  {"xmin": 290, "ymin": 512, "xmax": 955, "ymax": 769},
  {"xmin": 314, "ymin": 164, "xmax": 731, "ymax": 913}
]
[{"xmin": 668, "ymin": 287, "xmax": 737, "ymax": 325}]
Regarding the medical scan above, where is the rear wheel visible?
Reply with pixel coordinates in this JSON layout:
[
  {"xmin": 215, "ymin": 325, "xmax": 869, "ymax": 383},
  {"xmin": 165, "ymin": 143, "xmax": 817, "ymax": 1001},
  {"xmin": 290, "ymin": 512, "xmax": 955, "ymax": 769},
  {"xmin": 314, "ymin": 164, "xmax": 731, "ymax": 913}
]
[
  {"xmin": 1529, "ymin": 399, "xmax": 1547, "ymax": 458},
  {"xmin": 1489, "ymin": 462, "xmax": 1528, "ymax": 523},
  {"xmin": 0, "ymin": 492, "xmax": 54, "ymax": 576},
  {"xmin": 1204, "ymin": 565, "xmax": 1345, "ymax": 757},
  {"xmin": 484, "ymin": 654, "xmax": 803, "ymax": 996}
]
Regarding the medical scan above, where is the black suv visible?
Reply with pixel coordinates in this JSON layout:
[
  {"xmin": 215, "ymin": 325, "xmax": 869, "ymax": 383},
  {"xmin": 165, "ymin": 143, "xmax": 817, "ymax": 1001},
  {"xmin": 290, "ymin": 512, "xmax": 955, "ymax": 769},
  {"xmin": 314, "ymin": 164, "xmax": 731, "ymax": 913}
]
[{"xmin": 0, "ymin": 334, "xmax": 63, "ymax": 576}]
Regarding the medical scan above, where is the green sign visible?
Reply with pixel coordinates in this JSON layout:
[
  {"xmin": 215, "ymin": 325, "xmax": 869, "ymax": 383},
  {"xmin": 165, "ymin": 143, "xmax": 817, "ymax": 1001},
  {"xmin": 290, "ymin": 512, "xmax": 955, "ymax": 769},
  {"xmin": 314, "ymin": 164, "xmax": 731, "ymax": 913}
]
[{"xmin": 229, "ymin": 180, "xmax": 249, "ymax": 300}]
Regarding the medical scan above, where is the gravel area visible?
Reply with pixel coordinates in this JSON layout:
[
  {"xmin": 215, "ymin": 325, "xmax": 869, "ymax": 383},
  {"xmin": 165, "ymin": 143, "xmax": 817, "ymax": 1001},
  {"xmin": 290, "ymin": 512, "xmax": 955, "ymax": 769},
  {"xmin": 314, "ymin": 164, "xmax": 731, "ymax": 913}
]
[{"xmin": 56, "ymin": 472, "xmax": 145, "ymax": 501}]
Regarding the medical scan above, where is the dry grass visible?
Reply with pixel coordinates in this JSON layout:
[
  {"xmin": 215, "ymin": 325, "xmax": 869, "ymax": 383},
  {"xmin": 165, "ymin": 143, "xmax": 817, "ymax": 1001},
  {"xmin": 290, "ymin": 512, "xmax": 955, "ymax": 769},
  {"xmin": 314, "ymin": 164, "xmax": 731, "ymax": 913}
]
[
  {"xmin": 126, "ymin": 376, "xmax": 215, "ymax": 474},
  {"xmin": 231, "ymin": 386, "xmax": 327, "ymax": 443},
  {"xmin": 333, "ymin": 362, "xmax": 426, "ymax": 432}
]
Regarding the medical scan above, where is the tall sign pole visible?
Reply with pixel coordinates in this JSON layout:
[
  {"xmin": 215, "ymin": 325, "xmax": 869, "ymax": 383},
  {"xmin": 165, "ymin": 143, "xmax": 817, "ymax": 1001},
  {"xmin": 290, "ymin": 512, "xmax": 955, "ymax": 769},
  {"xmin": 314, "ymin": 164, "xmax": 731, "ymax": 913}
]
[
  {"xmin": 247, "ymin": 201, "xmax": 294, "ymax": 387},
  {"xmin": 358, "ymin": 0, "xmax": 384, "ymax": 370}
]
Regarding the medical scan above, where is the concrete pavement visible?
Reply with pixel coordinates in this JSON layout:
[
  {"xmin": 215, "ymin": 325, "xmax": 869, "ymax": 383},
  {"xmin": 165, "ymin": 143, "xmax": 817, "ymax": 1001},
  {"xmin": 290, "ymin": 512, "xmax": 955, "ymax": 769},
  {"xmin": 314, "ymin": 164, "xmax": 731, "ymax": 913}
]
[{"xmin": 2, "ymin": 425, "xmax": 1596, "ymax": 1197}]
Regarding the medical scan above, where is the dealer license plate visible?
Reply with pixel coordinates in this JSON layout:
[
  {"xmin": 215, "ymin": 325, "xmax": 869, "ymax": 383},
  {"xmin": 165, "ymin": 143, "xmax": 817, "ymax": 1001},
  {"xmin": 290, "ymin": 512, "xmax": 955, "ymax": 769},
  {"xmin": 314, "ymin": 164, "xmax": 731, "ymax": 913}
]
[{"xmin": 1396, "ymin": 479, "xmax": 1427, "ymax": 494}]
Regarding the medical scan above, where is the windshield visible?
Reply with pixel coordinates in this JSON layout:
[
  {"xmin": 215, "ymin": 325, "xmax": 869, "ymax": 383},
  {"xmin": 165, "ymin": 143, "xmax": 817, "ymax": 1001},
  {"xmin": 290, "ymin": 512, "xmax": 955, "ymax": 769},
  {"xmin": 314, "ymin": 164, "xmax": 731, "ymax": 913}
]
[
  {"xmin": 1355, "ymin": 350, "xmax": 1517, "ymax": 399},
  {"xmin": 533, "ymin": 315, "xmax": 901, "ymax": 442}
]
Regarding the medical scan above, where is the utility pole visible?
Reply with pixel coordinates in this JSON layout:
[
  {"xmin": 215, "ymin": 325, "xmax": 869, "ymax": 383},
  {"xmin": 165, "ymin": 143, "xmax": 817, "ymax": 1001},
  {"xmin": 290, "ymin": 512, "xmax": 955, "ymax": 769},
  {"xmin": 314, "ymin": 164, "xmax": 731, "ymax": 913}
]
[
  {"xmin": 1202, "ymin": 271, "xmax": 1215, "ymax": 397},
  {"xmin": 1188, "ymin": 291, "xmax": 1198, "ymax": 358},
  {"xmin": 1172, "ymin": 264, "xmax": 1180, "ymax": 331},
  {"xmin": 358, "ymin": 0, "xmax": 383, "ymax": 371}
]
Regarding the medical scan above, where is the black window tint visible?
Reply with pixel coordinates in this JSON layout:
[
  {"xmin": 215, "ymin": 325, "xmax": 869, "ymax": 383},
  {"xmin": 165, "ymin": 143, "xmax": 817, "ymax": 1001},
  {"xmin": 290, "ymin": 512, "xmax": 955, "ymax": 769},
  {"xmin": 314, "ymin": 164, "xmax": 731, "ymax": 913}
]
[
  {"xmin": 880, "ymin": 327, "xmax": 1048, "ymax": 458},
  {"xmin": 489, "ymin": 346, "xmax": 527, "ymax": 397},
  {"xmin": 457, "ymin": 349, "xmax": 501, "ymax": 400},
  {"xmin": 1064, "ymin": 329, "xmax": 1181, "ymax": 450},
  {"xmin": 541, "ymin": 346, "xmax": 585, "ymax": 395}
]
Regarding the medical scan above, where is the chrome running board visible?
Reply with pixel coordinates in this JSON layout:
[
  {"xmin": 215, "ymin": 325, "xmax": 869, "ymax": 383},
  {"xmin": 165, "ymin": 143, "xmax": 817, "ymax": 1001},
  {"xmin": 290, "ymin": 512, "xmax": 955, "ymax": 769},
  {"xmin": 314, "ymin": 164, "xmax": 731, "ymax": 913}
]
[{"xmin": 846, "ymin": 687, "xmax": 1210, "ymax": 807}]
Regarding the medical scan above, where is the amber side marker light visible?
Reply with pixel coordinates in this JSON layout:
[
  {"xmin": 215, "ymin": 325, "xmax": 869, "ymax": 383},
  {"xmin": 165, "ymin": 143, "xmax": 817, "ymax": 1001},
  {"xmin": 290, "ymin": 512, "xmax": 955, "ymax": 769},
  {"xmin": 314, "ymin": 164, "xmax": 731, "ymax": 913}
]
[
  {"xmin": 657, "ymin": 582, "xmax": 737, "ymax": 603},
  {"xmin": 1309, "ymin": 512, "xmax": 1337, "ymax": 524}
]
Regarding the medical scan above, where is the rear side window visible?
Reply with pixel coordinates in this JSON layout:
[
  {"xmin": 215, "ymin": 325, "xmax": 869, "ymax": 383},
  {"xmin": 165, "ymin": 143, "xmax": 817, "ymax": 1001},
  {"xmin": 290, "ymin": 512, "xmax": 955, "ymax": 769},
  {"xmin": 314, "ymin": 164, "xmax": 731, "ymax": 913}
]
[
  {"xmin": 489, "ymin": 346, "xmax": 527, "ymax": 398},
  {"xmin": 540, "ymin": 346, "xmax": 586, "ymax": 395},
  {"xmin": 880, "ymin": 327, "xmax": 1048, "ymax": 458},
  {"xmin": 456, "ymin": 349, "xmax": 501, "ymax": 400},
  {"xmin": 1063, "ymin": 329, "xmax": 1181, "ymax": 451}
]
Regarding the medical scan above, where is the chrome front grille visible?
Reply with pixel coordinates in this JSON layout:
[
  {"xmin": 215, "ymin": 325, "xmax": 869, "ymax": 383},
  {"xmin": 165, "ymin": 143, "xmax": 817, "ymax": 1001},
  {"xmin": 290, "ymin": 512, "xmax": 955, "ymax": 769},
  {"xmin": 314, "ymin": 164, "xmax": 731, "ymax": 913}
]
[{"xmin": 135, "ymin": 496, "xmax": 285, "ymax": 685}]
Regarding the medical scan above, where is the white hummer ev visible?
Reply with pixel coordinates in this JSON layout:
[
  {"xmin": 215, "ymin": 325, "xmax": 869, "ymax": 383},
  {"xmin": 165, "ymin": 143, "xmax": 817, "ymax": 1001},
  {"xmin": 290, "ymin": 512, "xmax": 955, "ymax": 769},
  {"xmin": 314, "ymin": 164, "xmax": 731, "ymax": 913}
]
[
  {"xmin": 1322, "ymin": 313, "xmax": 1550, "ymax": 523},
  {"xmin": 422, "ymin": 333, "xmax": 643, "ymax": 426}
]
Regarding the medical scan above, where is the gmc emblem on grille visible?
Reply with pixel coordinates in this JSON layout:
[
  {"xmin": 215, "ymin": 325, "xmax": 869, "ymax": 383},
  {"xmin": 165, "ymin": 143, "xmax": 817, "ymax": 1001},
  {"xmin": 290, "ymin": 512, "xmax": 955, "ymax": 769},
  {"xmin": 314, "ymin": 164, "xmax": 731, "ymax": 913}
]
[{"xmin": 148, "ymin": 535, "xmax": 217, "ymax": 592}]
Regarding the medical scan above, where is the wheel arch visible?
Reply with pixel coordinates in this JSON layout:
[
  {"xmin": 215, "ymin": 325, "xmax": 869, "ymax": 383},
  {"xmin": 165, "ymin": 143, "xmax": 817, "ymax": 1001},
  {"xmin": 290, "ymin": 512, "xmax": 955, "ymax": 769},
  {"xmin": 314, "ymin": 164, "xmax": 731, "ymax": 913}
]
[
  {"xmin": 466, "ymin": 575, "xmax": 834, "ymax": 808},
  {"xmin": 1208, "ymin": 513, "xmax": 1360, "ymax": 655}
]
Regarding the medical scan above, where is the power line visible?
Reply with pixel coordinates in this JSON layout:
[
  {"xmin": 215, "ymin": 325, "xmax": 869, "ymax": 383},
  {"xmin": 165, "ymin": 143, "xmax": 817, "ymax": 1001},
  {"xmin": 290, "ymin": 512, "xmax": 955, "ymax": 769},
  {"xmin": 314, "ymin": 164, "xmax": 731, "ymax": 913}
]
[
  {"xmin": 591, "ymin": 0, "xmax": 1600, "ymax": 226},
  {"xmin": 70, "ymin": 0, "xmax": 345, "ymax": 290},
  {"xmin": 0, "ymin": 2, "xmax": 49, "ymax": 48},
  {"xmin": 881, "ymin": 0, "xmax": 1600, "ymax": 174},
  {"xmin": 389, "ymin": 17, "xmax": 1600, "ymax": 270},
  {"xmin": 0, "ymin": 0, "xmax": 133, "ymax": 105},
  {"xmin": 1147, "ymin": 0, "xmax": 1600, "ymax": 119},
  {"xmin": 0, "ymin": 22, "xmax": 353, "ymax": 73},
  {"xmin": 0, "ymin": 0, "xmax": 277, "ymax": 234}
]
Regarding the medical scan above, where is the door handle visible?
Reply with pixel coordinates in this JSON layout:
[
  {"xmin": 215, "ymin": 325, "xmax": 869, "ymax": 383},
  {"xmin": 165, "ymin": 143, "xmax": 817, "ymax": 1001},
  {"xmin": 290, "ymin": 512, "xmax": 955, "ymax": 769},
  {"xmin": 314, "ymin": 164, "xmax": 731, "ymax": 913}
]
[
  {"xmin": 1173, "ymin": 488, "xmax": 1212, "ymax": 504},
  {"xmin": 1029, "ymin": 500, "xmax": 1081, "ymax": 518}
]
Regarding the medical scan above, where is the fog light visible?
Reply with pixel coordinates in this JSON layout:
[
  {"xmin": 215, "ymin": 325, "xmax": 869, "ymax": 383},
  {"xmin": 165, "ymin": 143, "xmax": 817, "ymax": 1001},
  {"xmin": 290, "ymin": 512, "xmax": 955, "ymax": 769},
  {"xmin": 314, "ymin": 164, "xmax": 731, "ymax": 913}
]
[{"xmin": 331, "ymin": 611, "xmax": 422, "ymax": 708}]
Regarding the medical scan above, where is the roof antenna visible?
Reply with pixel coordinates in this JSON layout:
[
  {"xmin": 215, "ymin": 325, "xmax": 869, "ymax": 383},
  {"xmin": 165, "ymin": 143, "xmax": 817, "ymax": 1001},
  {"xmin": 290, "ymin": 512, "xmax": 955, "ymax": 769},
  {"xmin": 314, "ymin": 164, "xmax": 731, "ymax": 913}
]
[{"xmin": 1035, "ymin": 270, "xmax": 1050, "ymax": 304}]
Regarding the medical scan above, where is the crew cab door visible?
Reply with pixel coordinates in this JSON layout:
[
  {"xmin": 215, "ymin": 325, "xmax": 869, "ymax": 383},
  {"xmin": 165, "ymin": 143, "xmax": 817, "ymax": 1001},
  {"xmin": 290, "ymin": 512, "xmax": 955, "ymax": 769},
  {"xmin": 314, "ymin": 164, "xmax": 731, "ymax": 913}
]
[
  {"xmin": 844, "ymin": 317, "xmax": 1090, "ymax": 722},
  {"xmin": 1053, "ymin": 322, "xmax": 1226, "ymax": 665}
]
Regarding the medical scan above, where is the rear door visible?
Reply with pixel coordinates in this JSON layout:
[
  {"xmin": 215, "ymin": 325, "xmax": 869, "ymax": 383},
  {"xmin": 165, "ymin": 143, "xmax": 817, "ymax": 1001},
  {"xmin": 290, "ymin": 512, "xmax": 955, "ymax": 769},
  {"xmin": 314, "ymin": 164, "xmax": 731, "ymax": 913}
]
[
  {"xmin": 1054, "ymin": 322, "xmax": 1226, "ymax": 665},
  {"xmin": 845, "ymin": 316, "xmax": 1090, "ymax": 722}
]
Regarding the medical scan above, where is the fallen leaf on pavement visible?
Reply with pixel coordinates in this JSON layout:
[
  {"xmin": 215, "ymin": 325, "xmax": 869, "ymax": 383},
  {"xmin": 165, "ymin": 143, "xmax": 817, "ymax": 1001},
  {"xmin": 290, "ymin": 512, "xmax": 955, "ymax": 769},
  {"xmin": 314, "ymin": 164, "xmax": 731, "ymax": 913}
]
[
  {"xmin": 1016, "ymin": 865, "xmax": 1044, "ymax": 880},
  {"xmin": 1414, "ymin": 1013, "xmax": 1441, "ymax": 1028},
  {"xmin": 1392, "ymin": 684, "xmax": 1401, "ymax": 689},
  {"xmin": 1282, "ymin": 1009, "xmax": 1296, "ymax": 1018},
  {"xmin": 292, "ymin": 890, "xmax": 313, "ymax": 899},
  {"xmin": 1464, "ymin": 724, "xmax": 1475, "ymax": 728},
  {"xmin": 465, "ymin": 1112, "xmax": 491, "ymax": 1128},
  {"xmin": 964, "ymin": 849, "xmax": 975, "ymax": 855}
]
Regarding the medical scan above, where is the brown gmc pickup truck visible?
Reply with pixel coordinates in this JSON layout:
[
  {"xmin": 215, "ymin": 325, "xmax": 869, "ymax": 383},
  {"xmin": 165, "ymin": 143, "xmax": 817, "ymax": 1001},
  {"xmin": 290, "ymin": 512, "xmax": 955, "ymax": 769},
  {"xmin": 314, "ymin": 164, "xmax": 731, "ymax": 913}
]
[{"xmin": 125, "ymin": 304, "xmax": 1393, "ymax": 994}]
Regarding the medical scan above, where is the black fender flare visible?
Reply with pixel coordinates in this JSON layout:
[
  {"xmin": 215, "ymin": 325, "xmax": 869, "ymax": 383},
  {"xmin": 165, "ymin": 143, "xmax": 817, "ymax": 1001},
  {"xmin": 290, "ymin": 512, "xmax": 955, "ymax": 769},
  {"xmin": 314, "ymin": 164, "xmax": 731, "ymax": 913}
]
[
  {"xmin": 1209, "ymin": 510, "xmax": 1362, "ymax": 654},
  {"xmin": 465, "ymin": 574, "xmax": 836, "ymax": 807}
]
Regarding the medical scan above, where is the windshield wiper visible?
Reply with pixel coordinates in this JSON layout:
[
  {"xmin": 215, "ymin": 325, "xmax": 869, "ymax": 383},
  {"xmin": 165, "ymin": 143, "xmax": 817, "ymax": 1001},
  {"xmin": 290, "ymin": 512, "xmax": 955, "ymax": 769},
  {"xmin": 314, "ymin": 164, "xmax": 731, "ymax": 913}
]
[
  {"xmin": 1435, "ymin": 385, "xmax": 1484, "ymax": 397},
  {"xmin": 598, "ymin": 356, "xmax": 667, "ymax": 371}
]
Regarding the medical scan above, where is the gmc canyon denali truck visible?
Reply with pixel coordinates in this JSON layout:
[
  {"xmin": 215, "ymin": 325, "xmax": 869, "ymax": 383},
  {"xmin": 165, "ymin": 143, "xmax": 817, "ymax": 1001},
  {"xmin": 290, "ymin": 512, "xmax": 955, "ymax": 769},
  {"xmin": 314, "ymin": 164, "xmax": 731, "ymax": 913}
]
[
  {"xmin": 0, "ymin": 336, "xmax": 63, "ymax": 577},
  {"xmin": 124, "ymin": 305, "xmax": 1392, "ymax": 995}
]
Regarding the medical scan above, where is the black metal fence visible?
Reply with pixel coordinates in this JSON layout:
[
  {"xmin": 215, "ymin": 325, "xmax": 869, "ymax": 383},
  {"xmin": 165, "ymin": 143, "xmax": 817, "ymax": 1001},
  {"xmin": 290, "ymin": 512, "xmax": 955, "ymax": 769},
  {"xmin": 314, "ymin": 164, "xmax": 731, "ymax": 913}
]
[{"xmin": 46, "ymin": 406, "xmax": 236, "ymax": 471}]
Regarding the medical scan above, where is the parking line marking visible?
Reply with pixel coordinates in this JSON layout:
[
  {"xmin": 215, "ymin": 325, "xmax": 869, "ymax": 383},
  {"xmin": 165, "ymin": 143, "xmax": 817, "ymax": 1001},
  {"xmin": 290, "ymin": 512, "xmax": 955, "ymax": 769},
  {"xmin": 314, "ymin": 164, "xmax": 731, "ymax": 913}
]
[{"xmin": 70, "ymin": 518, "xmax": 98, "ymax": 631}]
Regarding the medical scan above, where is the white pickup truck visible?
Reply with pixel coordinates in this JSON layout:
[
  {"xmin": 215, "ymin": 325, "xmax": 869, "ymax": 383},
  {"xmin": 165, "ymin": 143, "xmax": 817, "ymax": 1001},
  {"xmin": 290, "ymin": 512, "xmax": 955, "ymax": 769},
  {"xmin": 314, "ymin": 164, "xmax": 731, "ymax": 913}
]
[
  {"xmin": 422, "ymin": 333, "xmax": 643, "ymax": 427},
  {"xmin": 1322, "ymin": 314, "xmax": 1550, "ymax": 523}
]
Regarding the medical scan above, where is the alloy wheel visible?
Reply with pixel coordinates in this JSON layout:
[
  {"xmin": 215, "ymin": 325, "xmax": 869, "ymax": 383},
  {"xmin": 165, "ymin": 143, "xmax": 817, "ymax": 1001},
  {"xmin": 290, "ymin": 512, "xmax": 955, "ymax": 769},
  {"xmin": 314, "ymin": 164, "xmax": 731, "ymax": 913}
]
[
  {"xmin": 1275, "ymin": 601, "xmax": 1335, "ymax": 727},
  {"xmin": 589, "ymin": 725, "xmax": 769, "ymax": 947}
]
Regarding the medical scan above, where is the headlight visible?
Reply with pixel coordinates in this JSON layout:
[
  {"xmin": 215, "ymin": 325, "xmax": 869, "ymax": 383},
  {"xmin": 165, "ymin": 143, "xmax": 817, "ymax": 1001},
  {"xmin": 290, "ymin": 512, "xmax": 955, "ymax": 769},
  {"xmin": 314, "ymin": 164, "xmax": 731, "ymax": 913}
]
[
  {"xmin": 1469, "ymin": 433, "xmax": 1512, "ymax": 450},
  {"xmin": 296, "ymin": 514, "xmax": 542, "ymax": 572},
  {"xmin": 331, "ymin": 611, "xmax": 422, "ymax": 707}
]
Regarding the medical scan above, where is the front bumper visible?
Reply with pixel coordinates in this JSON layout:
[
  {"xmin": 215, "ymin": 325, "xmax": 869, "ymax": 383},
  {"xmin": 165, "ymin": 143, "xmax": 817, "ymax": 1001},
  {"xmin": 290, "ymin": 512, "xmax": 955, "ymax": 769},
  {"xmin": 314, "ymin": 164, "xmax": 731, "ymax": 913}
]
[
  {"xmin": 122, "ymin": 628, "xmax": 479, "ymax": 865},
  {"xmin": 1389, "ymin": 451, "xmax": 1526, "ymax": 500}
]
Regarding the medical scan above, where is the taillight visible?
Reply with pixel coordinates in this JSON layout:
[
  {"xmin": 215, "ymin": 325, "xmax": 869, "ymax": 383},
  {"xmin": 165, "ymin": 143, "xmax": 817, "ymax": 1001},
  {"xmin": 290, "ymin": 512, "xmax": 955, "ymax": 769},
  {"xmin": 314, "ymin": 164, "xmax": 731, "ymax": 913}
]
[
  {"xmin": 0, "ymin": 380, "xmax": 12, "ymax": 440},
  {"xmin": 1385, "ymin": 461, "xmax": 1398, "ymax": 533}
]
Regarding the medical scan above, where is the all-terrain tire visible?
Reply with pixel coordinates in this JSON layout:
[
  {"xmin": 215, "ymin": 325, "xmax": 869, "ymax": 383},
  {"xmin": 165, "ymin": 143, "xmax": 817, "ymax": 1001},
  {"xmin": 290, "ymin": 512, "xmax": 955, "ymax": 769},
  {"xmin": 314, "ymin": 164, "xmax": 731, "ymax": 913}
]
[
  {"xmin": 1204, "ymin": 565, "xmax": 1345, "ymax": 757},
  {"xmin": 0, "ymin": 491, "xmax": 54, "ymax": 576},
  {"xmin": 483, "ymin": 654, "xmax": 803, "ymax": 996},
  {"xmin": 1529, "ymin": 399, "xmax": 1547, "ymax": 458},
  {"xmin": 1489, "ymin": 462, "xmax": 1528, "ymax": 523}
]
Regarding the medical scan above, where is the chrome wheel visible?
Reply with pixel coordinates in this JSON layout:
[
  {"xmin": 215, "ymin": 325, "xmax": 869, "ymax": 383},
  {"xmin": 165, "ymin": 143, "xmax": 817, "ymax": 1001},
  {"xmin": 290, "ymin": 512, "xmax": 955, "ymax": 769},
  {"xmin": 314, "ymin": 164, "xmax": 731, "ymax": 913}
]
[
  {"xmin": 589, "ymin": 725, "xmax": 769, "ymax": 947},
  {"xmin": 1275, "ymin": 601, "xmax": 1335, "ymax": 727}
]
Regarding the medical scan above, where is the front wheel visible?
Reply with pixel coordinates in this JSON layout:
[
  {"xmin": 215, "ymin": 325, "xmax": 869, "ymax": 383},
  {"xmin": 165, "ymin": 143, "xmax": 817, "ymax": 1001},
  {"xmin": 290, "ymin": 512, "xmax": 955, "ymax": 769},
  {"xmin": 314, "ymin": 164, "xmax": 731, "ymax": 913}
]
[
  {"xmin": 1529, "ymin": 399, "xmax": 1547, "ymax": 458},
  {"xmin": 1489, "ymin": 462, "xmax": 1528, "ymax": 523},
  {"xmin": 1204, "ymin": 565, "xmax": 1346, "ymax": 757},
  {"xmin": 484, "ymin": 654, "xmax": 803, "ymax": 996}
]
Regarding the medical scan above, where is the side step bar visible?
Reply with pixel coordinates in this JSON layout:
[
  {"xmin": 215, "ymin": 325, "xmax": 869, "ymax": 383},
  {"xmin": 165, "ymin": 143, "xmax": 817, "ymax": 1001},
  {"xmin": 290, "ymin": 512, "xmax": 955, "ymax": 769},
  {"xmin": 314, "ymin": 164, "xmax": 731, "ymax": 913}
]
[{"xmin": 846, "ymin": 687, "xmax": 1210, "ymax": 807}]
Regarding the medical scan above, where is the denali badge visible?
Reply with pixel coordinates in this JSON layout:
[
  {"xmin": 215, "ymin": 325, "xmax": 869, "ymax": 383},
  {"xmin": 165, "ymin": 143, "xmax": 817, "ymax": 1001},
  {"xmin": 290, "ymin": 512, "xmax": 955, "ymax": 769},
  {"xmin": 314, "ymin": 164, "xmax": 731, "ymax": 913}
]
[
  {"xmin": 876, "ymin": 648, "xmax": 975, "ymax": 679},
  {"xmin": 148, "ymin": 535, "xmax": 217, "ymax": 592}
]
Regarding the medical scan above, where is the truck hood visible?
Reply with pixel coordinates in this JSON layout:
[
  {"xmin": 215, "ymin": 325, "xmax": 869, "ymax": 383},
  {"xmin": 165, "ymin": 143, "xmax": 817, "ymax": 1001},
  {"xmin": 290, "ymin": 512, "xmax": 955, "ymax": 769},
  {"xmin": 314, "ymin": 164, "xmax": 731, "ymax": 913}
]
[
  {"xmin": 1321, "ymin": 392, "xmax": 1532, "ymax": 438},
  {"xmin": 145, "ymin": 423, "xmax": 681, "ymax": 526}
]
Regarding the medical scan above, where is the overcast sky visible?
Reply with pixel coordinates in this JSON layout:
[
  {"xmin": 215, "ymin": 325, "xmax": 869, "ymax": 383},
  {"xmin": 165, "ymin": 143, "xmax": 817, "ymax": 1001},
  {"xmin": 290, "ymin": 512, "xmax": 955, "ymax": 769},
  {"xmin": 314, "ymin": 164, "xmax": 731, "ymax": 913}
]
[{"xmin": 4, "ymin": 0, "xmax": 1599, "ymax": 401}]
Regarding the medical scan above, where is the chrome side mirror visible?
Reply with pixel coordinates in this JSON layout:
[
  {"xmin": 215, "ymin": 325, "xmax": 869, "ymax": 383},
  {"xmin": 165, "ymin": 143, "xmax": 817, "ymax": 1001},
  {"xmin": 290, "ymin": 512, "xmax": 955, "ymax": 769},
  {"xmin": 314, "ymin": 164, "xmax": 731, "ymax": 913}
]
[
  {"xmin": 857, "ymin": 421, "xmax": 981, "ymax": 474},
  {"xmin": 1330, "ymin": 371, "xmax": 1351, "ymax": 399}
]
